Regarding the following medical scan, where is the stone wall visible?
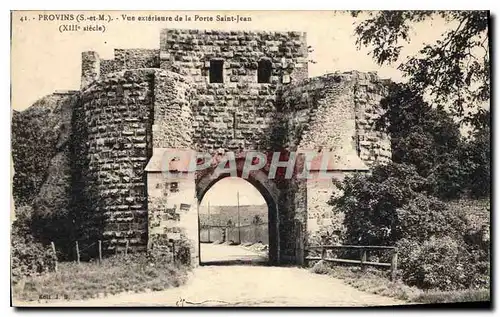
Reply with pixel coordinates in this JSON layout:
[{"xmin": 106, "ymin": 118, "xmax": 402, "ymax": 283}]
[
  {"xmin": 279, "ymin": 71, "xmax": 391, "ymax": 166},
  {"xmin": 305, "ymin": 172, "xmax": 346, "ymax": 245},
  {"xmin": 152, "ymin": 71, "xmax": 193, "ymax": 148},
  {"xmin": 157, "ymin": 29, "xmax": 308, "ymax": 154},
  {"xmin": 353, "ymin": 73, "xmax": 392, "ymax": 166},
  {"xmin": 73, "ymin": 69, "xmax": 155, "ymax": 253},
  {"xmin": 160, "ymin": 29, "xmax": 308, "ymax": 84},
  {"xmin": 81, "ymin": 51, "xmax": 100, "ymax": 89},
  {"xmin": 100, "ymin": 49, "xmax": 161, "ymax": 78},
  {"xmin": 191, "ymin": 82, "xmax": 279, "ymax": 153},
  {"xmin": 46, "ymin": 28, "xmax": 394, "ymax": 263},
  {"xmin": 145, "ymin": 167, "xmax": 198, "ymax": 264},
  {"xmin": 278, "ymin": 71, "xmax": 392, "ymax": 245}
]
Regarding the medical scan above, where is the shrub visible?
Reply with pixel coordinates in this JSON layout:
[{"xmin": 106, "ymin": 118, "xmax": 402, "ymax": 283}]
[
  {"xmin": 145, "ymin": 247, "xmax": 174, "ymax": 266},
  {"xmin": 463, "ymin": 126, "xmax": 491, "ymax": 198},
  {"xmin": 397, "ymin": 193, "xmax": 467, "ymax": 242},
  {"xmin": 309, "ymin": 259, "xmax": 489, "ymax": 304},
  {"xmin": 11, "ymin": 217, "xmax": 56, "ymax": 284},
  {"xmin": 397, "ymin": 237, "xmax": 460, "ymax": 290},
  {"xmin": 397, "ymin": 236, "xmax": 489, "ymax": 291},
  {"xmin": 332, "ymin": 163, "xmax": 466, "ymax": 246},
  {"xmin": 307, "ymin": 227, "xmax": 341, "ymax": 246}
]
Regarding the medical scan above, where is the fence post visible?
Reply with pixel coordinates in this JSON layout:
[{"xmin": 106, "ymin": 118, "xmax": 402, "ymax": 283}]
[
  {"xmin": 75, "ymin": 241, "xmax": 80, "ymax": 264},
  {"xmin": 321, "ymin": 247, "xmax": 326, "ymax": 260},
  {"xmin": 51, "ymin": 241, "xmax": 58, "ymax": 273},
  {"xmin": 390, "ymin": 249, "xmax": 398, "ymax": 281},
  {"xmin": 360, "ymin": 249, "xmax": 367, "ymax": 271},
  {"xmin": 98, "ymin": 240, "xmax": 102, "ymax": 264},
  {"xmin": 125, "ymin": 240, "xmax": 129, "ymax": 255}
]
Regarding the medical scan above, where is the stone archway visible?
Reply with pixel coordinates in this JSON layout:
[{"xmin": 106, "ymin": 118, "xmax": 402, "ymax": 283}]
[
  {"xmin": 145, "ymin": 149, "xmax": 309, "ymax": 266},
  {"xmin": 196, "ymin": 170, "xmax": 281, "ymax": 265},
  {"xmin": 62, "ymin": 29, "xmax": 392, "ymax": 259}
]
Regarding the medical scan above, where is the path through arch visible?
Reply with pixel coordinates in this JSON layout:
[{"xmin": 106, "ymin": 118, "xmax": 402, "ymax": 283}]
[{"xmin": 197, "ymin": 175, "xmax": 279, "ymax": 265}]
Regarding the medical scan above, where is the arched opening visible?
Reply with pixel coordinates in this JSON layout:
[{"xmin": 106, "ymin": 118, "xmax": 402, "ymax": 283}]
[{"xmin": 197, "ymin": 175, "xmax": 279, "ymax": 266}]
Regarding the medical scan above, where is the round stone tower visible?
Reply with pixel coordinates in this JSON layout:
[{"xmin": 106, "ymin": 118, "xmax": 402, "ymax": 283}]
[{"xmin": 73, "ymin": 68, "xmax": 156, "ymax": 254}]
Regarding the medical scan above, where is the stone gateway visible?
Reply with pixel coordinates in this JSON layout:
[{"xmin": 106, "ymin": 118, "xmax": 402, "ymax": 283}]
[{"xmin": 24, "ymin": 29, "xmax": 392, "ymax": 265}]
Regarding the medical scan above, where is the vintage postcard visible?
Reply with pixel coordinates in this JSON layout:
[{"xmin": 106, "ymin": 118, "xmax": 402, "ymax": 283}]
[{"xmin": 10, "ymin": 10, "xmax": 491, "ymax": 307}]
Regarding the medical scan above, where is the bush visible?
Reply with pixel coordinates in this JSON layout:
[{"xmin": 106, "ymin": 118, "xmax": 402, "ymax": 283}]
[
  {"xmin": 397, "ymin": 193, "xmax": 467, "ymax": 242},
  {"xmin": 11, "ymin": 216, "xmax": 56, "ymax": 284},
  {"xmin": 332, "ymin": 162, "xmax": 490, "ymax": 292},
  {"xmin": 332, "ymin": 163, "xmax": 466, "ymax": 245},
  {"xmin": 397, "ymin": 237, "xmax": 489, "ymax": 291},
  {"xmin": 144, "ymin": 247, "xmax": 174, "ymax": 266},
  {"xmin": 398, "ymin": 237, "xmax": 461, "ymax": 290},
  {"xmin": 309, "ymin": 259, "xmax": 489, "ymax": 304}
]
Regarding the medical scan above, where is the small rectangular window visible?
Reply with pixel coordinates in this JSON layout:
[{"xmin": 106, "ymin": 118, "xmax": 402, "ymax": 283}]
[
  {"xmin": 210, "ymin": 60, "xmax": 224, "ymax": 83},
  {"xmin": 258, "ymin": 59, "xmax": 272, "ymax": 83}
]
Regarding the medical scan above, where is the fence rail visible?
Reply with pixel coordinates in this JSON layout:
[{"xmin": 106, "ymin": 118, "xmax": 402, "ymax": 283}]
[{"xmin": 305, "ymin": 245, "xmax": 398, "ymax": 281}]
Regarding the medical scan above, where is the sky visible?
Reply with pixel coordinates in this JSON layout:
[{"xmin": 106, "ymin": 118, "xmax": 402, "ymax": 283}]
[
  {"xmin": 11, "ymin": 10, "xmax": 454, "ymax": 111},
  {"xmin": 200, "ymin": 177, "xmax": 266, "ymax": 208}
]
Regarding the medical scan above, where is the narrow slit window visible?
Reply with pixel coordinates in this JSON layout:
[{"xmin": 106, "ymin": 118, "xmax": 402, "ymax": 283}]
[
  {"xmin": 209, "ymin": 60, "xmax": 224, "ymax": 83},
  {"xmin": 258, "ymin": 59, "xmax": 272, "ymax": 83}
]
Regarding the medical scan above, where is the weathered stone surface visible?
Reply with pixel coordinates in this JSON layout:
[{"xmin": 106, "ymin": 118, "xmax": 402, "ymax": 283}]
[
  {"xmin": 72, "ymin": 69, "xmax": 157, "ymax": 252},
  {"xmin": 14, "ymin": 28, "xmax": 392, "ymax": 262}
]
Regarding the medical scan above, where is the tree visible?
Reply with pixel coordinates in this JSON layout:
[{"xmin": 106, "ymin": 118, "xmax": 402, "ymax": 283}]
[
  {"xmin": 376, "ymin": 83, "xmax": 468, "ymax": 199},
  {"xmin": 332, "ymin": 162, "xmax": 468, "ymax": 246},
  {"xmin": 353, "ymin": 11, "xmax": 489, "ymax": 128},
  {"xmin": 462, "ymin": 112, "xmax": 491, "ymax": 198}
]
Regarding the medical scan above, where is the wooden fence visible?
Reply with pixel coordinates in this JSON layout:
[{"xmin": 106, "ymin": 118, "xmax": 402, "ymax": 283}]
[
  {"xmin": 305, "ymin": 245, "xmax": 398, "ymax": 281},
  {"xmin": 50, "ymin": 239, "xmax": 177, "ymax": 268}
]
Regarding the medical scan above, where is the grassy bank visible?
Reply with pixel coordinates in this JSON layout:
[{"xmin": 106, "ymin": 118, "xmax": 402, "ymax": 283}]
[
  {"xmin": 13, "ymin": 253, "xmax": 189, "ymax": 302},
  {"xmin": 310, "ymin": 260, "xmax": 489, "ymax": 304},
  {"xmin": 412, "ymin": 289, "xmax": 490, "ymax": 304}
]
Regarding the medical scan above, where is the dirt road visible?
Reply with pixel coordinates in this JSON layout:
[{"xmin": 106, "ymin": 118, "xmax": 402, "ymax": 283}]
[
  {"xmin": 200, "ymin": 243, "xmax": 268, "ymax": 264},
  {"xmin": 14, "ymin": 244, "xmax": 406, "ymax": 307},
  {"xmin": 15, "ymin": 260, "xmax": 407, "ymax": 306}
]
